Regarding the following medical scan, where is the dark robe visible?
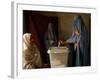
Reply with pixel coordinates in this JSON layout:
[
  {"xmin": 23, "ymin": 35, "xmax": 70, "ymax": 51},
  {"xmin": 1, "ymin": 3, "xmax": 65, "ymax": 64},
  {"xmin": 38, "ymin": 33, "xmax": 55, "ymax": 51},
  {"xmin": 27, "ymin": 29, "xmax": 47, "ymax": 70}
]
[{"xmin": 44, "ymin": 23, "xmax": 57, "ymax": 64}]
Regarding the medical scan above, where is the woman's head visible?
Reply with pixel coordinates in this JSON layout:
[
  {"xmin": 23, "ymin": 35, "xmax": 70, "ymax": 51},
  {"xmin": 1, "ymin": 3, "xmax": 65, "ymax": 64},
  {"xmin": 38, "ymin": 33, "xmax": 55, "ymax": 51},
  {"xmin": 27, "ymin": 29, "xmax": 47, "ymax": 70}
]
[
  {"xmin": 23, "ymin": 33, "xmax": 34, "ymax": 47},
  {"xmin": 23, "ymin": 33, "xmax": 31, "ymax": 43}
]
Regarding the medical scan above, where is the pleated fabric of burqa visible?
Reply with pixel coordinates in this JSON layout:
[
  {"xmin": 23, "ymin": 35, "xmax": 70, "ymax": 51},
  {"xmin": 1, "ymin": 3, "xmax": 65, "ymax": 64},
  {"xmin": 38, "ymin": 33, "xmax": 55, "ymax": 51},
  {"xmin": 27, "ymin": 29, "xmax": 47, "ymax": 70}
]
[{"xmin": 67, "ymin": 15, "xmax": 90, "ymax": 66}]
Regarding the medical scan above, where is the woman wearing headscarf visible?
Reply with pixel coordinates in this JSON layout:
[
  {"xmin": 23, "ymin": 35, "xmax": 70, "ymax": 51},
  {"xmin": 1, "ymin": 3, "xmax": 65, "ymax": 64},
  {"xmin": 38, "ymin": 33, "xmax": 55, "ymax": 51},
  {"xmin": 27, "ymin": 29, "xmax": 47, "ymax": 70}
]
[
  {"xmin": 67, "ymin": 15, "xmax": 90, "ymax": 66},
  {"xmin": 23, "ymin": 33, "xmax": 42, "ymax": 69},
  {"xmin": 44, "ymin": 23, "xmax": 57, "ymax": 64},
  {"xmin": 44, "ymin": 23, "xmax": 57, "ymax": 49}
]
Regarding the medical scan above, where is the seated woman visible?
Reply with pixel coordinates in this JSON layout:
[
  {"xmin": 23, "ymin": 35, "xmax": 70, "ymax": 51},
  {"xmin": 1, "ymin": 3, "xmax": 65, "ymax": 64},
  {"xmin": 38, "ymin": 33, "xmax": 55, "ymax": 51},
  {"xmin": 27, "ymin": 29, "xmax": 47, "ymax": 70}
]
[
  {"xmin": 67, "ymin": 15, "xmax": 90, "ymax": 66},
  {"xmin": 23, "ymin": 33, "xmax": 42, "ymax": 69}
]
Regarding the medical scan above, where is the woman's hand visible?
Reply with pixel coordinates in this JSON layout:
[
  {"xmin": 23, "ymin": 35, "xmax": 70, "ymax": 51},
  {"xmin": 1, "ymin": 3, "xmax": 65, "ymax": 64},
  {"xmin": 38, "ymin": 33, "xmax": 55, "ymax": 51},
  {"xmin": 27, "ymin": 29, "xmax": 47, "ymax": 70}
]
[{"xmin": 74, "ymin": 43, "xmax": 78, "ymax": 50}]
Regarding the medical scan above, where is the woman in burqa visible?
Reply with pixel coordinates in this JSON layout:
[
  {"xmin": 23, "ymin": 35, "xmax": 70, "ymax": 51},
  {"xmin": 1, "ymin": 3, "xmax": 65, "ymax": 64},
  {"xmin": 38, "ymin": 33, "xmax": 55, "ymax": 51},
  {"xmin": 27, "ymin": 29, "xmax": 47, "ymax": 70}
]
[
  {"xmin": 44, "ymin": 23, "xmax": 57, "ymax": 64},
  {"xmin": 23, "ymin": 33, "xmax": 42, "ymax": 69},
  {"xmin": 44, "ymin": 23, "xmax": 57, "ymax": 49},
  {"xmin": 67, "ymin": 15, "xmax": 90, "ymax": 66}
]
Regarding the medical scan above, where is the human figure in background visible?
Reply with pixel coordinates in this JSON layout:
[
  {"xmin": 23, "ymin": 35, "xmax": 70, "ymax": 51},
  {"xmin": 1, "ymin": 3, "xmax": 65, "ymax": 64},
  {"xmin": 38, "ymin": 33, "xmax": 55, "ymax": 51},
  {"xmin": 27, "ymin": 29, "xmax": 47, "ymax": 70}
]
[{"xmin": 44, "ymin": 23, "xmax": 57, "ymax": 65}]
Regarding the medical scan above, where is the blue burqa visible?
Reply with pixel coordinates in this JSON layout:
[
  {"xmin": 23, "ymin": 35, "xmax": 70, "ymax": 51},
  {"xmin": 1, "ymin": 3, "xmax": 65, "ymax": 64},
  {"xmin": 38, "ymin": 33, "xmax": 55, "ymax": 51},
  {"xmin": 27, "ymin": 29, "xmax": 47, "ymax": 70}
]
[{"xmin": 67, "ymin": 15, "xmax": 90, "ymax": 66}]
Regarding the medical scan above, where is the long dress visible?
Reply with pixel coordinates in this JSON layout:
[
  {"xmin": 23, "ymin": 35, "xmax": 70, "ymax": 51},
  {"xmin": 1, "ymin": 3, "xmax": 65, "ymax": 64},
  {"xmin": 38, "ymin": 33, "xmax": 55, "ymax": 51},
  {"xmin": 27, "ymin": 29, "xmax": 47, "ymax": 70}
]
[{"xmin": 67, "ymin": 15, "xmax": 90, "ymax": 66}]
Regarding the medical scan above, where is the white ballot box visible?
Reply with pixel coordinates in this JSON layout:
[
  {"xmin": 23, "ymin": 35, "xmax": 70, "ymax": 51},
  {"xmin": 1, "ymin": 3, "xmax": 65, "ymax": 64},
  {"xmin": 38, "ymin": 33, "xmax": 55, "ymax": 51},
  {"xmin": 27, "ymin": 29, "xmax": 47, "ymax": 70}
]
[{"xmin": 48, "ymin": 47, "xmax": 69, "ymax": 68}]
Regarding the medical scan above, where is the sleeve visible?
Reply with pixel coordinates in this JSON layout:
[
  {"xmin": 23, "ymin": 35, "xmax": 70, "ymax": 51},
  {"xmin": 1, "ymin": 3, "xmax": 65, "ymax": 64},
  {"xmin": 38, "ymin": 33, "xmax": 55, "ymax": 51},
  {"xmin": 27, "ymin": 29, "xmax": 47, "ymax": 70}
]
[{"xmin": 67, "ymin": 33, "xmax": 77, "ymax": 43}]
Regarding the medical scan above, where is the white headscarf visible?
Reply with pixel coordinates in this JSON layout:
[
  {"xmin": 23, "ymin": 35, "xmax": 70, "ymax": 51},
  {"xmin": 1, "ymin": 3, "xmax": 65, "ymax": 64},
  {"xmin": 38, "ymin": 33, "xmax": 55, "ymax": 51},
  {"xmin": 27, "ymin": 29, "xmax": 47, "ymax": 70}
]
[{"xmin": 23, "ymin": 33, "xmax": 31, "ymax": 50}]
